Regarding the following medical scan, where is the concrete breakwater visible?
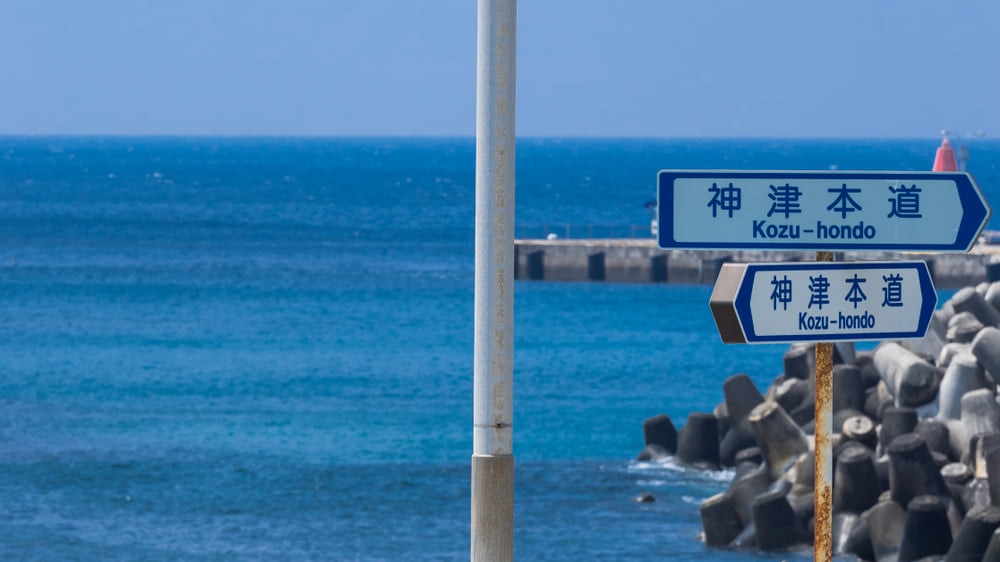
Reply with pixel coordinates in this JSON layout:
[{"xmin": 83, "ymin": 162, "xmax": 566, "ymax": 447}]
[
  {"xmin": 637, "ymin": 280, "xmax": 1000, "ymax": 559},
  {"xmin": 515, "ymin": 239, "xmax": 1000, "ymax": 289}
]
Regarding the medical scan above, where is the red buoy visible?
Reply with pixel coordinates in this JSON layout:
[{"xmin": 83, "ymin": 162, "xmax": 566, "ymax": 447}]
[{"xmin": 933, "ymin": 138, "xmax": 959, "ymax": 171}]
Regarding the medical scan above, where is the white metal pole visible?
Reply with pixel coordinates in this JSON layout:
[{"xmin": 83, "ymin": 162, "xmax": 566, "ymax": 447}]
[{"xmin": 472, "ymin": 0, "xmax": 516, "ymax": 560}]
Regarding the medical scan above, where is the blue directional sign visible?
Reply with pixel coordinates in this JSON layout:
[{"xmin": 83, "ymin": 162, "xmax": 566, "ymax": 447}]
[
  {"xmin": 658, "ymin": 170, "xmax": 991, "ymax": 251},
  {"xmin": 710, "ymin": 261, "xmax": 937, "ymax": 344}
]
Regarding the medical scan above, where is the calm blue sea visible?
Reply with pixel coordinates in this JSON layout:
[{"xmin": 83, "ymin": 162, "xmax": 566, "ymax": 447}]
[{"xmin": 1, "ymin": 137, "xmax": 997, "ymax": 560}]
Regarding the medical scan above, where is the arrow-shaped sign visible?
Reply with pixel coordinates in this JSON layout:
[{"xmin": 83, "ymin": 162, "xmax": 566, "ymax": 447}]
[
  {"xmin": 710, "ymin": 261, "xmax": 937, "ymax": 344},
  {"xmin": 657, "ymin": 170, "xmax": 991, "ymax": 251}
]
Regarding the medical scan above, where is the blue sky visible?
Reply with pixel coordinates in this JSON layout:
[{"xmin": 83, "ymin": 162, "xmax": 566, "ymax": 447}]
[{"xmin": 2, "ymin": 0, "xmax": 998, "ymax": 138}]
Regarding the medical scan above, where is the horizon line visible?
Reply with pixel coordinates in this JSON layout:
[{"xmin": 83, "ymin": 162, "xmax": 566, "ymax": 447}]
[{"xmin": 0, "ymin": 133, "xmax": 984, "ymax": 142}]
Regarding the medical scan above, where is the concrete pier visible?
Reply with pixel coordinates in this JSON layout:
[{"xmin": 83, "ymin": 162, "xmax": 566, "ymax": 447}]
[{"xmin": 514, "ymin": 239, "xmax": 1000, "ymax": 289}]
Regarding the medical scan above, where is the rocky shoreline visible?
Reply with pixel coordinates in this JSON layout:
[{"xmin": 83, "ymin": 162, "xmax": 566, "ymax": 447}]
[{"xmin": 639, "ymin": 281, "xmax": 1000, "ymax": 561}]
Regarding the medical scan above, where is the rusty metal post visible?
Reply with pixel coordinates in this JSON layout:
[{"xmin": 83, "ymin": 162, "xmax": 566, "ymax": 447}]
[
  {"xmin": 472, "ymin": 0, "xmax": 516, "ymax": 560},
  {"xmin": 814, "ymin": 251, "xmax": 834, "ymax": 561}
]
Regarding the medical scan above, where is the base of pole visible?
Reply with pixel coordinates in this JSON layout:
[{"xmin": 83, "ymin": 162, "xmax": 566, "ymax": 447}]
[{"xmin": 472, "ymin": 453, "xmax": 514, "ymax": 561}]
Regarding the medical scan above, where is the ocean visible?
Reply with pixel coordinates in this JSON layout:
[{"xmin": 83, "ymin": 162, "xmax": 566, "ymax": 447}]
[{"xmin": 0, "ymin": 136, "xmax": 997, "ymax": 560}]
